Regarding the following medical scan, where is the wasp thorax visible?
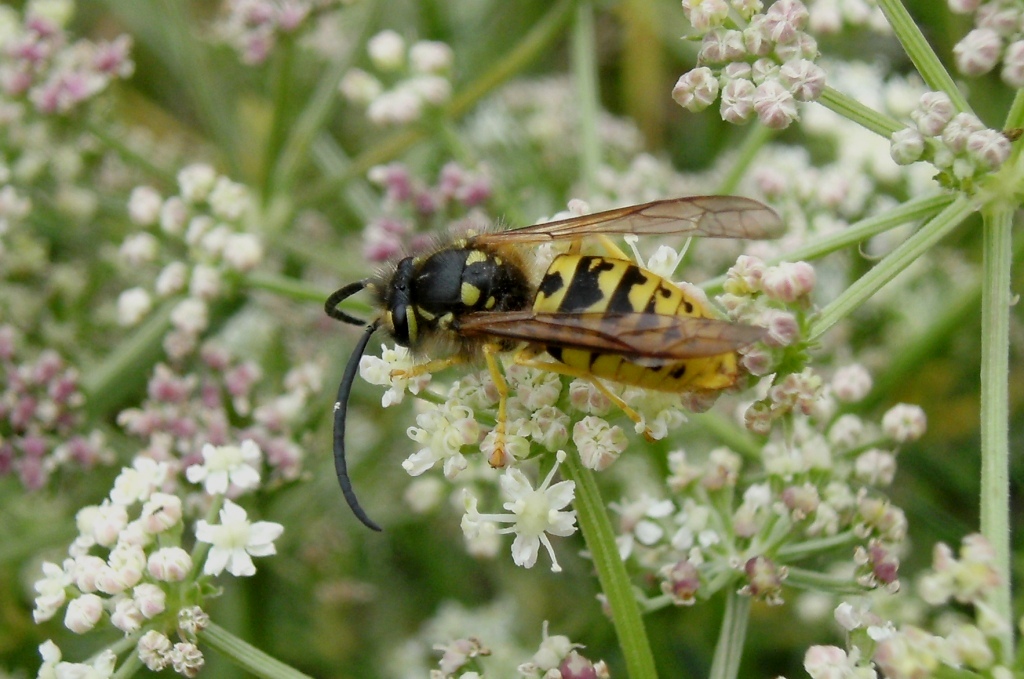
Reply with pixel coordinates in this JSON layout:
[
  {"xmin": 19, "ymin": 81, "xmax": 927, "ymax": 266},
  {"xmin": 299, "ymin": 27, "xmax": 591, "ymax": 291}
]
[{"xmin": 384, "ymin": 246, "xmax": 532, "ymax": 350}]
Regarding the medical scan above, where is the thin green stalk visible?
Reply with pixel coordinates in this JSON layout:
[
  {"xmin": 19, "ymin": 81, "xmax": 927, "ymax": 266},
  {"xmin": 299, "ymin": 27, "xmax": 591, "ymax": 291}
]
[
  {"xmin": 202, "ymin": 622, "xmax": 314, "ymax": 679},
  {"xmin": 979, "ymin": 205, "xmax": 1013, "ymax": 661},
  {"xmin": 562, "ymin": 451, "xmax": 658, "ymax": 679},
  {"xmin": 84, "ymin": 119, "xmax": 177, "ymax": 185},
  {"xmin": 301, "ymin": 0, "xmax": 576, "ymax": 204},
  {"xmin": 246, "ymin": 272, "xmax": 336, "ymax": 305},
  {"xmin": 702, "ymin": 192, "xmax": 953, "ymax": 293},
  {"xmin": 875, "ymin": 0, "xmax": 971, "ymax": 113},
  {"xmin": 572, "ymin": 0, "xmax": 602, "ymax": 194},
  {"xmin": 808, "ymin": 195, "xmax": 976, "ymax": 342},
  {"xmin": 708, "ymin": 590, "xmax": 750, "ymax": 679},
  {"xmin": 82, "ymin": 301, "xmax": 173, "ymax": 416},
  {"xmin": 270, "ymin": 0, "xmax": 379, "ymax": 198},
  {"xmin": 775, "ymin": 531, "xmax": 858, "ymax": 561},
  {"xmin": 782, "ymin": 567, "xmax": 866, "ymax": 595},
  {"xmin": 262, "ymin": 36, "xmax": 297, "ymax": 201},
  {"xmin": 816, "ymin": 87, "xmax": 903, "ymax": 138},
  {"xmin": 716, "ymin": 124, "xmax": 774, "ymax": 195}
]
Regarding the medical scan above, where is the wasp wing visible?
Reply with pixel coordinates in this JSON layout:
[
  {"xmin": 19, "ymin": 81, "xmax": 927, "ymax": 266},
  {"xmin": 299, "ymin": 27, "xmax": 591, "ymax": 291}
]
[
  {"xmin": 457, "ymin": 310, "xmax": 765, "ymax": 361},
  {"xmin": 469, "ymin": 196, "xmax": 783, "ymax": 246}
]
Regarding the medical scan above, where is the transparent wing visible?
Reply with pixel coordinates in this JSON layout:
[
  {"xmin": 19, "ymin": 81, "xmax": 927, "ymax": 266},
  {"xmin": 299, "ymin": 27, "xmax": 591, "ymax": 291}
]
[
  {"xmin": 469, "ymin": 196, "xmax": 783, "ymax": 246},
  {"xmin": 457, "ymin": 310, "xmax": 765, "ymax": 360}
]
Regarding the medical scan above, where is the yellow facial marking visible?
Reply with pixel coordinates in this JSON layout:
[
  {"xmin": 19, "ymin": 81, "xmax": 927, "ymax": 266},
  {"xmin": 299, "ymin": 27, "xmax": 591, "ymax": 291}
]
[
  {"xmin": 405, "ymin": 308, "xmax": 418, "ymax": 342},
  {"xmin": 461, "ymin": 282, "xmax": 481, "ymax": 306},
  {"xmin": 465, "ymin": 250, "xmax": 488, "ymax": 265}
]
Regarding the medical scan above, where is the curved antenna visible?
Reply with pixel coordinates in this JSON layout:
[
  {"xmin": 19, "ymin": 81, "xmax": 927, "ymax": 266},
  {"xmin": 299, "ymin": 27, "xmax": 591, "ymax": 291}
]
[
  {"xmin": 326, "ymin": 279, "xmax": 372, "ymax": 326},
  {"xmin": 333, "ymin": 321, "xmax": 383, "ymax": 531}
]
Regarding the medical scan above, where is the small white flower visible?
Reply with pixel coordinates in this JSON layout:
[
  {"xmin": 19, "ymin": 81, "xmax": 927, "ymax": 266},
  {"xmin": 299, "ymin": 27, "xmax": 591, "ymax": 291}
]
[
  {"xmin": 33, "ymin": 561, "xmax": 71, "ymax": 623},
  {"xmin": 38, "ymin": 641, "xmax": 116, "ymax": 679},
  {"xmin": 147, "ymin": 547, "xmax": 193, "ymax": 582},
  {"xmin": 133, "ymin": 583, "xmax": 167, "ymax": 619},
  {"xmin": 155, "ymin": 261, "xmax": 189, "ymax": 296},
  {"xmin": 138, "ymin": 630, "xmax": 172, "ymax": 671},
  {"xmin": 461, "ymin": 452, "xmax": 577, "ymax": 572},
  {"xmin": 170, "ymin": 297, "xmax": 208, "ymax": 335},
  {"xmin": 109, "ymin": 457, "xmax": 170, "ymax": 506},
  {"xmin": 111, "ymin": 596, "xmax": 144, "ymax": 633},
  {"xmin": 404, "ymin": 401, "xmax": 480, "ymax": 478},
  {"xmin": 195, "ymin": 499, "xmax": 284, "ymax": 577},
  {"xmin": 139, "ymin": 492, "xmax": 183, "ymax": 534},
  {"xmin": 127, "ymin": 185, "xmax": 163, "ymax": 225},
  {"xmin": 186, "ymin": 439, "xmax": 262, "ymax": 495},
  {"xmin": 64, "ymin": 593, "xmax": 104, "ymax": 633},
  {"xmin": 117, "ymin": 287, "xmax": 152, "ymax": 326},
  {"xmin": 409, "ymin": 40, "xmax": 453, "ymax": 73},
  {"xmin": 339, "ymin": 68, "xmax": 383, "ymax": 104},
  {"xmin": 208, "ymin": 176, "xmax": 251, "ymax": 221},
  {"xmin": 367, "ymin": 29, "xmax": 406, "ymax": 71},
  {"xmin": 882, "ymin": 403, "xmax": 927, "ymax": 442},
  {"xmin": 222, "ymin": 232, "xmax": 263, "ymax": 271},
  {"xmin": 360, "ymin": 344, "xmax": 430, "ymax": 406},
  {"xmin": 177, "ymin": 163, "xmax": 218, "ymax": 203},
  {"xmin": 573, "ymin": 416, "xmax": 627, "ymax": 471},
  {"xmin": 119, "ymin": 232, "xmax": 159, "ymax": 265}
]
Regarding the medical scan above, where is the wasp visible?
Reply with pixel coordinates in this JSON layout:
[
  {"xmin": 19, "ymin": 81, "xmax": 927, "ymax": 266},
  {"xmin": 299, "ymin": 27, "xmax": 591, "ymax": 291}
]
[{"xmin": 326, "ymin": 196, "xmax": 783, "ymax": 530}]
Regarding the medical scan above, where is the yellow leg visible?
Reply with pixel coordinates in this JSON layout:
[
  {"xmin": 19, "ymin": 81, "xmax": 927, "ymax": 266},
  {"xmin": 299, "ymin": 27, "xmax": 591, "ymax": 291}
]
[
  {"xmin": 391, "ymin": 355, "xmax": 466, "ymax": 379},
  {"xmin": 482, "ymin": 344, "xmax": 511, "ymax": 468},
  {"xmin": 597, "ymin": 234, "xmax": 629, "ymax": 259},
  {"xmin": 513, "ymin": 350, "xmax": 655, "ymax": 441}
]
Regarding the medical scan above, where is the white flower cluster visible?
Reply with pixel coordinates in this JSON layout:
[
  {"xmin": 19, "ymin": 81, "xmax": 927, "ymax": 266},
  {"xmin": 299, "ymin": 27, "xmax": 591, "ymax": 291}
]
[
  {"xmin": 213, "ymin": 0, "xmax": 343, "ymax": 65},
  {"xmin": 119, "ymin": 164, "xmax": 262, "ymax": 358},
  {"xmin": 340, "ymin": 30, "xmax": 454, "ymax": 126},
  {"xmin": 889, "ymin": 90, "xmax": 1012, "ymax": 185},
  {"xmin": 805, "ymin": 534, "xmax": 1008, "ymax": 679},
  {"xmin": 31, "ymin": 440, "xmax": 283, "ymax": 676},
  {"xmin": 673, "ymin": 0, "xmax": 827, "ymax": 129},
  {"xmin": 949, "ymin": 0, "xmax": 1024, "ymax": 86},
  {"xmin": 612, "ymin": 362, "xmax": 921, "ymax": 608},
  {"xmin": 359, "ymin": 341, "xmax": 694, "ymax": 572}
]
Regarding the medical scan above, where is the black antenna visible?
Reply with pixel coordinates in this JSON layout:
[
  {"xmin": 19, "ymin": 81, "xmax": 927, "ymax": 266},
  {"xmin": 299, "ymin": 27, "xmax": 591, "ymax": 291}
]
[
  {"xmin": 325, "ymin": 279, "xmax": 371, "ymax": 326},
  {"xmin": 332, "ymin": 320, "xmax": 382, "ymax": 531}
]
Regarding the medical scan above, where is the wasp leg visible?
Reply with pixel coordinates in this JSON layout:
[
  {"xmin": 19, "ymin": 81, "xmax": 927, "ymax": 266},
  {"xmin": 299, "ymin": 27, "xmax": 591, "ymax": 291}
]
[
  {"xmin": 512, "ymin": 350, "xmax": 656, "ymax": 442},
  {"xmin": 391, "ymin": 355, "xmax": 467, "ymax": 380},
  {"xmin": 482, "ymin": 343, "xmax": 511, "ymax": 468},
  {"xmin": 597, "ymin": 234, "xmax": 629, "ymax": 259}
]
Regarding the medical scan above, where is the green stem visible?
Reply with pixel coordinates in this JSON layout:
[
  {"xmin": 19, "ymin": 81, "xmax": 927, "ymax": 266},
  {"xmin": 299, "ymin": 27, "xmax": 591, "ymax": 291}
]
[
  {"xmin": 572, "ymin": 0, "xmax": 602, "ymax": 194},
  {"xmin": 702, "ymin": 192, "xmax": 953, "ymax": 293},
  {"xmin": 716, "ymin": 124, "xmax": 774, "ymax": 195},
  {"xmin": 246, "ymin": 272, "xmax": 336, "ymax": 305},
  {"xmin": 979, "ymin": 205, "xmax": 1013, "ymax": 661},
  {"xmin": 202, "ymin": 622, "xmax": 314, "ymax": 679},
  {"xmin": 816, "ymin": 87, "xmax": 903, "ymax": 138},
  {"xmin": 270, "ymin": 0, "xmax": 379, "ymax": 198},
  {"xmin": 261, "ymin": 36, "xmax": 297, "ymax": 202},
  {"xmin": 82, "ymin": 301, "xmax": 173, "ymax": 416},
  {"xmin": 783, "ymin": 567, "xmax": 866, "ymax": 595},
  {"xmin": 301, "ymin": 0, "xmax": 575, "ymax": 205},
  {"xmin": 874, "ymin": 0, "xmax": 971, "ymax": 113},
  {"xmin": 775, "ymin": 531, "xmax": 858, "ymax": 561},
  {"xmin": 808, "ymin": 195, "xmax": 976, "ymax": 342},
  {"xmin": 562, "ymin": 451, "xmax": 658, "ymax": 679},
  {"xmin": 84, "ymin": 119, "xmax": 176, "ymax": 185},
  {"xmin": 708, "ymin": 590, "xmax": 750, "ymax": 679}
]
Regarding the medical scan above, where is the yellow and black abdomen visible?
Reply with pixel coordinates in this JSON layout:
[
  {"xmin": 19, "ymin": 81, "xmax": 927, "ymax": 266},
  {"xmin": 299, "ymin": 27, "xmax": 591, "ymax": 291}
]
[{"xmin": 533, "ymin": 254, "xmax": 738, "ymax": 392}]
